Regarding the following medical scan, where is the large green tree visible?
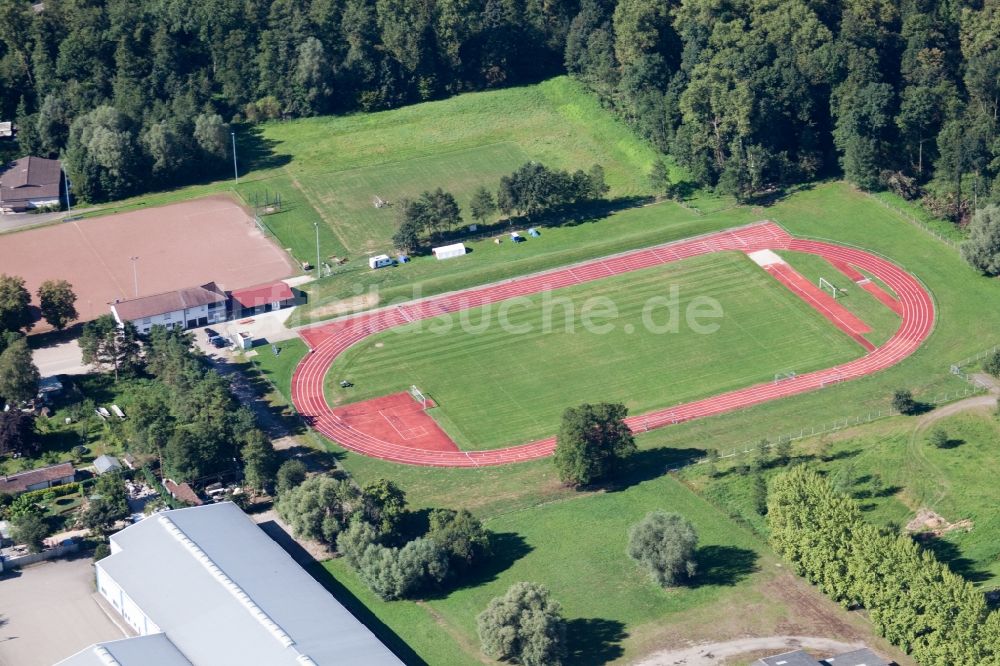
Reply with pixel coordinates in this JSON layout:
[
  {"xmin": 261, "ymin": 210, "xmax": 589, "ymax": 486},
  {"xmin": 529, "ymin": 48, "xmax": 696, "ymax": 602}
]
[
  {"xmin": 553, "ymin": 402, "xmax": 636, "ymax": 486},
  {"xmin": 10, "ymin": 511, "xmax": 49, "ymax": 553},
  {"xmin": 477, "ymin": 582, "xmax": 568, "ymax": 666},
  {"xmin": 961, "ymin": 205, "xmax": 1000, "ymax": 275},
  {"xmin": 37, "ymin": 280, "xmax": 78, "ymax": 331},
  {"xmin": 241, "ymin": 429, "xmax": 278, "ymax": 495},
  {"xmin": 0, "ymin": 274, "xmax": 32, "ymax": 334},
  {"xmin": 277, "ymin": 475, "xmax": 362, "ymax": 546},
  {"xmin": 0, "ymin": 337, "xmax": 39, "ymax": 405},
  {"xmin": 79, "ymin": 315, "xmax": 141, "ymax": 380},
  {"xmin": 626, "ymin": 510, "xmax": 698, "ymax": 587},
  {"xmin": 0, "ymin": 409, "xmax": 38, "ymax": 457}
]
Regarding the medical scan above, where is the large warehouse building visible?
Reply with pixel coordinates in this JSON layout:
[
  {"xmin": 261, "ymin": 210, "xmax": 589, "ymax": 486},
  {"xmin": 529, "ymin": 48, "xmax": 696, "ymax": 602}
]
[{"xmin": 57, "ymin": 502, "xmax": 402, "ymax": 665}]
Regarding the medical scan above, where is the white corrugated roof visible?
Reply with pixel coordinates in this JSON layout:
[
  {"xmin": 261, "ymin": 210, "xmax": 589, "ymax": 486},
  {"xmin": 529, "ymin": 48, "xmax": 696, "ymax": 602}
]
[
  {"xmin": 56, "ymin": 634, "xmax": 191, "ymax": 666},
  {"xmin": 92, "ymin": 502, "xmax": 402, "ymax": 666}
]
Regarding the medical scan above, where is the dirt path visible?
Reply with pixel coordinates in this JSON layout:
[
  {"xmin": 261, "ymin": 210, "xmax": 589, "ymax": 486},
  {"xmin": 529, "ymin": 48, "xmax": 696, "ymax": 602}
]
[
  {"xmin": 904, "ymin": 376, "xmax": 997, "ymax": 508},
  {"xmin": 917, "ymin": 395, "xmax": 996, "ymax": 429},
  {"xmin": 632, "ymin": 635, "xmax": 865, "ymax": 666}
]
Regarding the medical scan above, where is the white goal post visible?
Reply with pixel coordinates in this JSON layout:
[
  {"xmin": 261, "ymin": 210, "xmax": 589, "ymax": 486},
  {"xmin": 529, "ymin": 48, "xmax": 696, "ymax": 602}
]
[
  {"xmin": 409, "ymin": 385, "xmax": 428, "ymax": 408},
  {"xmin": 818, "ymin": 277, "xmax": 842, "ymax": 299}
]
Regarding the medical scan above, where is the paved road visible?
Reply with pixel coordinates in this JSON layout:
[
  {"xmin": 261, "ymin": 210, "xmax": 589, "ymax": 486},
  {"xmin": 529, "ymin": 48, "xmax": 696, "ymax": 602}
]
[
  {"xmin": 32, "ymin": 339, "xmax": 88, "ymax": 377},
  {"xmin": 0, "ymin": 558, "xmax": 125, "ymax": 666},
  {"xmin": 0, "ymin": 211, "xmax": 68, "ymax": 234}
]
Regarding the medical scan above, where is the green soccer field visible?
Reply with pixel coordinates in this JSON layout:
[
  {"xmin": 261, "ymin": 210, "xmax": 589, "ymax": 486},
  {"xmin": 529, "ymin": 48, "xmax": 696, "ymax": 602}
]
[
  {"xmin": 326, "ymin": 252, "xmax": 866, "ymax": 449},
  {"xmin": 293, "ymin": 143, "xmax": 532, "ymax": 254}
]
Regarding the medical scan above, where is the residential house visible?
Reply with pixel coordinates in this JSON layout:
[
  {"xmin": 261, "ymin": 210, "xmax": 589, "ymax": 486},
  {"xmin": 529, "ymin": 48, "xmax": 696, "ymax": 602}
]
[
  {"xmin": 0, "ymin": 462, "xmax": 75, "ymax": 496},
  {"xmin": 0, "ymin": 156, "xmax": 62, "ymax": 213}
]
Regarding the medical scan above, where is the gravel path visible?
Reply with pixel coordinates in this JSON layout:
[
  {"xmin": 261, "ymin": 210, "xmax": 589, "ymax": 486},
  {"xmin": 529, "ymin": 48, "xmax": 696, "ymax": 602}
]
[{"xmin": 632, "ymin": 635, "xmax": 866, "ymax": 666}]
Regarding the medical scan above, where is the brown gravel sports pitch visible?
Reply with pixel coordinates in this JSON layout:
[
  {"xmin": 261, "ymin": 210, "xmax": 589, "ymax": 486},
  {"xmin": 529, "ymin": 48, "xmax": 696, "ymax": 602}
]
[{"xmin": 0, "ymin": 195, "xmax": 296, "ymax": 328}]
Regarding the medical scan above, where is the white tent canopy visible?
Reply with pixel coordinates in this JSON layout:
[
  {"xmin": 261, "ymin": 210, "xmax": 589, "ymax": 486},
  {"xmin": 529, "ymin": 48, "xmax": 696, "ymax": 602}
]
[{"xmin": 432, "ymin": 243, "xmax": 467, "ymax": 260}]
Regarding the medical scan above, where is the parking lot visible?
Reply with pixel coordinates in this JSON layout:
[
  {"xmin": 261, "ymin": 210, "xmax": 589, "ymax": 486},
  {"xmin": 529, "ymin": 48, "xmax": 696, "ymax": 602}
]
[{"xmin": 0, "ymin": 557, "xmax": 125, "ymax": 665}]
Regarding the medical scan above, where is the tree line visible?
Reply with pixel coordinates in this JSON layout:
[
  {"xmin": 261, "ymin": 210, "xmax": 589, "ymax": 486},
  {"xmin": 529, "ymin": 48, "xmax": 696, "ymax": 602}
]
[
  {"xmin": 275, "ymin": 470, "xmax": 492, "ymax": 601},
  {"xmin": 768, "ymin": 466, "xmax": 1000, "ymax": 664},
  {"xmin": 568, "ymin": 0, "xmax": 999, "ymax": 214},
  {"xmin": 3, "ymin": 1, "xmax": 996, "ymax": 215},
  {"xmin": 0, "ymin": 0, "xmax": 573, "ymax": 201},
  {"xmin": 391, "ymin": 162, "xmax": 609, "ymax": 252}
]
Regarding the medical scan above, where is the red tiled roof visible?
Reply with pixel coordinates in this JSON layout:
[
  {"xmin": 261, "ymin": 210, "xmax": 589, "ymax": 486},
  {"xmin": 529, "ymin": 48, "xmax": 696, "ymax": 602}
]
[
  {"xmin": 0, "ymin": 462, "xmax": 75, "ymax": 495},
  {"xmin": 163, "ymin": 479, "xmax": 203, "ymax": 506},
  {"xmin": 230, "ymin": 282, "xmax": 294, "ymax": 309}
]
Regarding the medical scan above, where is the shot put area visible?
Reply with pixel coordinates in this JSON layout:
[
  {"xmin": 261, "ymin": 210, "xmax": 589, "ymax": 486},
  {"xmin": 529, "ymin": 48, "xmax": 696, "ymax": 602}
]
[{"xmin": 0, "ymin": 195, "xmax": 296, "ymax": 327}]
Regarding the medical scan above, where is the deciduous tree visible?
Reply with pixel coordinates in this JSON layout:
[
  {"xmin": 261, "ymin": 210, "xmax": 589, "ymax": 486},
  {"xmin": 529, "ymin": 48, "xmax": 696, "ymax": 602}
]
[
  {"xmin": 626, "ymin": 510, "xmax": 698, "ymax": 586},
  {"xmin": 961, "ymin": 206, "xmax": 1000, "ymax": 275},
  {"xmin": 37, "ymin": 280, "xmax": 78, "ymax": 331},
  {"xmin": 0, "ymin": 274, "xmax": 32, "ymax": 333},
  {"xmin": 0, "ymin": 337, "xmax": 39, "ymax": 405},
  {"xmin": 477, "ymin": 582, "xmax": 568, "ymax": 666},
  {"xmin": 10, "ymin": 511, "xmax": 49, "ymax": 553},
  {"xmin": 0, "ymin": 409, "xmax": 38, "ymax": 457},
  {"xmin": 553, "ymin": 402, "xmax": 635, "ymax": 486}
]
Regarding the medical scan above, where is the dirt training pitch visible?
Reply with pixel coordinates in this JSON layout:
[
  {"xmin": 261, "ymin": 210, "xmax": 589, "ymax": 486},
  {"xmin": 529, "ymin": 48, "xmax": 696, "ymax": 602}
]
[{"xmin": 0, "ymin": 195, "xmax": 295, "ymax": 329}]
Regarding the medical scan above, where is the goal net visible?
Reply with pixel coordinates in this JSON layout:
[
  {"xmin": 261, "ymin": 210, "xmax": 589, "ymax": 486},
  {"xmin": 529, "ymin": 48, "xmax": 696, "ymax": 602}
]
[
  {"xmin": 818, "ymin": 277, "xmax": 842, "ymax": 299},
  {"xmin": 372, "ymin": 195, "xmax": 388, "ymax": 209},
  {"xmin": 409, "ymin": 385, "xmax": 428, "ymax": 408}
]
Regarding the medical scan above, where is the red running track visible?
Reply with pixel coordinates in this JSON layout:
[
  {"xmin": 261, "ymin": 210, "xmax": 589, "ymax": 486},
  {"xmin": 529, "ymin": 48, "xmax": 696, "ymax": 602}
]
[
  {"xmin": 828, "ymin": 258, "xmax": 905, "ymax": 316},
  {"xmin": 762, "ymin": 261, "xmax": 876, "ymax": 352},
  {"xmin": 291, "ymin": 222, "xmax": 934, "ymax": 467}
]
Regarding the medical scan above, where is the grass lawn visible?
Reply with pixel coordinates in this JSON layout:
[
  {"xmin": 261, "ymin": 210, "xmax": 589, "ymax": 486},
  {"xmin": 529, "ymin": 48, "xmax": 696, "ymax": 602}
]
[
  {"xmin": 325, "ymin": 252, "xmax": 863, "ymax": 449},
  {"xmin": 315, "ymin": 473, "xmax": 787, "ymax": 665},
  {"xmin": 288, "ymin": 202, "xmax": 752, "ymax": 327},
  {"xmin": 293, "ymin": 142, "xmax": 532, "ymax": 254},
  {"xmin": 684, "ymin": 406, "xmax": 1000, "ymax": 590}
]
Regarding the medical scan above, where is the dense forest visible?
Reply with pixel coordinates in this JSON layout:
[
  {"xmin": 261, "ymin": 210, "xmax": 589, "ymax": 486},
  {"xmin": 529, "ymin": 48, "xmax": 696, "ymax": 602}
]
[{"xmin": 0, "ymin": 0, "xmax": 996, "ymax": 219}]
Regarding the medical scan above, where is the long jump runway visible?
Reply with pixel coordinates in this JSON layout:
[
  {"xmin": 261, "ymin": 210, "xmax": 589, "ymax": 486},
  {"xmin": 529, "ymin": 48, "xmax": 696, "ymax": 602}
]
[{"xmin": 291, "ymin": 222, "xmax": 935, "ymax": 467}]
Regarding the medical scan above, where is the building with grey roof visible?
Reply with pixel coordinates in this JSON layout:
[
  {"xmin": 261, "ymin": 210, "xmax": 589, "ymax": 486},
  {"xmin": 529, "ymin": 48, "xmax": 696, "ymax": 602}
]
[
  {"xmin": 756, "ymin": 650, "xmax": 824, "ymax": 666},
  {"xmin": 822, "ymin": 648, "xmax": 891, "ymax": 666},
  {"xmin": 56, "ymin": 502, "xmax": 401, "ymax": 665},
  {"xmin": 93, "ymin": 454, "xmax": 123, "ymax": 475},
  {"xmin": 0, "ymin": 156, "xmax": 62, "ymax": 212},
  {"xmin": 57, "ymin": 634, "xmax": 191, "ymax": 666},
  {"xmin": 754, "ymin": 647, "xmax": 892, "ymax": 666},
  {"xmin": 110, "ymin": 282, "xmax": 227, "ymax": 334}
]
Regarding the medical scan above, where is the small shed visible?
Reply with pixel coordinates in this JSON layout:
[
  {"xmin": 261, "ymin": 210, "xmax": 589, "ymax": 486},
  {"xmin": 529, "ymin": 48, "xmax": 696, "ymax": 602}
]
[
  {"xmin": 94, "ymin": 455, "xmax": 123, "ymax": 475},
  {"xmin": 432, "ymin": 243, "xmax": 467, "ymax": 260},
  {"xmin": 368, "ymin": 254, "xmax": 394, "ymax": 269},
  {"xmin": 528, "ymin": 228, "xmax": 540, "ymax": 237},
  {"xmin": 231, "ymin": 331, "xmax": 253, "ymax": 351}
]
